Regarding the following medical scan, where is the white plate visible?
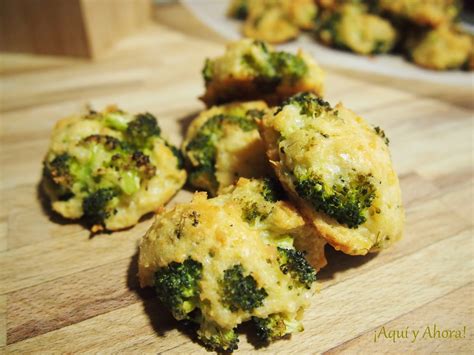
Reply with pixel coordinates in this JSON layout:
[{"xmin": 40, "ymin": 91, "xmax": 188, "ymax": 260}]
[{"xmin": 181, "ymin": 0, "xmax": 474, "ymax": 87}]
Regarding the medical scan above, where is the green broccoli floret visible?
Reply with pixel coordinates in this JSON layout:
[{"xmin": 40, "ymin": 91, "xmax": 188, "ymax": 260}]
[
  {"xmin": 80, "ymin": 134, "xmax": 156, "ymax": 195},
  {"xmin": 102, "ymin": 110, "xmax": 129, "ymax": 131},
  {"xmin": 184, "ymin": 114, "xmax": 257, "ymax": 194},
  {"xmin": 277, "ymin": 92, "xmax": 330, "ymax": 116},
  {"xmin": 197, "ymin": 319, "xmax": 239, "ymax": 353},
  {"xmin": 82, "ymin": 188, "xmax": 118, "ymax": 228},
  {"xmin": 229, "ymin": 0, "xmax": 248, "ymax": 20},
  {"xmin": 277, "ymin": 247, "xmax": 317, "ymax": 289},
  {"xmin": 202, "ymin": 59, "xmax": 214, "ymax": 85},
  {"xmin": 188, "ymin": 166, "xmax": 218, "ymax": 195},
  {"xmin": 220, "ymin": 264, "xmax": 268, "ymax": 312},
  {"xmin": 164, "ymin": 141, "xmax": 185, "ymax": 169},
  {"xmin": 243, "ymin": 47, "xmax": 277, "ymax": 80},
  {"xmin": 253, "ymin": 314, "xmax": 303, "ymax": 342},
  {"xmin": 242, "ymin": 43, "xmax": 308, "ymax": 90},
  {"xmin": 125, "ymin": 113, "xmax": 161, "ymax": 149},
  {"xmin": 315, "ymin": 12, "xmax": 346, "ymax": 49},
  {"xmin": 43, "ymin": 153, "xmax": 75, "ymax": 198},
  {"xmin": 294, "ymin": 173, "xmax": 376, "ymax": 228},
  {"xmin": 154, "ymin": 258, "xmax": 203, "ymax": 320},
  {"xmin": 241, "ymin": 200, "xmax": 270, "ymax": 224},
  {"xmin": 270, "ymin": 52, "xmax": 308, "ymax": 83},
  {"xmin": 260, "ymin": 178, "xmax": 285, "ymax": 202}
]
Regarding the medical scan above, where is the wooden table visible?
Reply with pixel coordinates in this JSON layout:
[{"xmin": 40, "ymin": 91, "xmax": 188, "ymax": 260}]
[{"xmin": 1, "ymin": 4, "xmax": 473, "ymax": 354}]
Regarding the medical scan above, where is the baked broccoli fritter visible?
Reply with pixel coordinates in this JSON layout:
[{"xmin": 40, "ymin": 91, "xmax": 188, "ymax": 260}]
[
  {"xmin": 260, "ymin": 92, "xmax": 405, "ymax": 255},
  {"xmin": 200, "ymin": 39, "xmax": 324, "ymax": 106},
  {"xmin": 182, "ymin": 101, "xmax": 271, "ymax": 196},
  {"xmin": 378, "ymin": 0, "xmax": 461, "ymax": 28},
  {"xmin": 315, "ymin": 2, "xmax": 397, "ymax": 55},
  {"xmin": 405, "ymin": 25, "xmax": 472, "ymax": 70},
  {"xmin": 229, "ymin": 0, "xmax": 318, "ymax": 44},
  {"xmin": 242, "ymin": 0, "xmax": 318, "ymax": 44},
  {"xmin": 42, "ymin": 106, "xmax": 186, "ymax": 232},
  {"xmin": 138, "ymin": 178, "xmax": 326, "ymax": 352}
]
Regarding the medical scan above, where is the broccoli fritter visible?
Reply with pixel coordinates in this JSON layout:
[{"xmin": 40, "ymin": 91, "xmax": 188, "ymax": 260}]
[
  {"xmin": 182, "ymin": 101, "xmax": 271, "ymax": 196},
  {"xmin": 42, "ymin": 106, "xmax": 186, "ymax": 232},
  {"xmin": 231, "ymin": 0, "xmax": 318, "ymax": 43},
  {"xmin": 138, "ymin": 178, "xmax": 326, "ymax": 352},
  {"xmin": 242, "ymin": 1, "xmax": 300, "ymax": 44},
  {"xmin": 315, "ymin": 3, "xmax": 397, "ymax": 55},
  {"xmin": 260, "ymin": 92, "xmax": 405, "ymax": 255},
  {"xmin": 378, "ymin": 0, "xmax": 461, "ymax": 28},
  {"xmin": 200, "ymin": 39, "xmax": 324, "ymax": 106},
  {"xmin": 405, "ymin": 25, "xmax": 472, "ymax": 71}
]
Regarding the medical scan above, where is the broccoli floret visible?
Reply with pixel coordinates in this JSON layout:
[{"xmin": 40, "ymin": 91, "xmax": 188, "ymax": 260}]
[
  {"xmin": 374, "ymin": 126, "xmax": 390, "ymax": 145},
  {"xmin": 125, "ymin": 113, "xmax": 161, "ymax": 149},
  {"xmin": 154, "ymin": 258, "xmax": 203, "ymax": 320},
  {"xmin": 184, "ymin": 114, "xmax": 257, "ymax": 193},
  {"xmin": 277, "ymin": 92, "xmax": 330, "ymax": 116},
  {"xmin": 43, "ymin": 153, "xmax": 75, "ymax": 198},
  {"xmin": 220, "ymin": 264, "xmax": 267, "ymax": 312},
  {"xmin": 225, "ymin": 115, "xmax": 258, "ymax": 131},
  {"xmin": 197, "ymin": 319, "xmax": 239, "ymax": 353},
  {"xmin": 270, "ymin": 52, "xmax": 308, "ymax": 83},
  {"xmin": 260, "ymin": 178, "xmax": 285, "ymax": 202},
  {"xmin": 243, "ymin": 46, "xmax": 277, "ymax": 80},
  {"xmin": 294, "ymin": 173, "xmax": 376, "ymax": 228},
  {"xmin": 253, "ymin": 314, "xmax": 303, "ymax": 342},
  {"xmin": 164, "ymin": 141, "xmax": 185, "ymax": 169},
  {"xmin": 241, "ymin": 200, "xmax": 270, "ymax": 224},
  {"xmin": 316, "ymin": 12, "xmax": 346, "ymax": 49},
  {"xmin": 242, "ymin": 44, "xmax": 308, "ymax": 90},
  {"xmin": 82, "ymin": 188, "xmax": 118, "ymax": 229},
  {"xmin": 228, "ymin": 0, "xmax": 248, "ymax": 20},
  {"xmin": 80, "ymin": 134, "xmax": 156, "ymax": 195},
  {"xmin": 103, "ymin": 110, "xmax": 129, "ymax": 131},
  {"xmin": 130, "ymin": 151, "xmax": 157, "ymax": 178},
  {"xmin": 188, "ymin": 166, "xmax": 219, "ymax": 195},
  {"xmin": 277, "ymin": 247, "xmax": 317, "ymax": 289},
  {"xmin": 202, "ymin": 59, "xmax": 214, "ymax": 85},
  {"xmin": 81, "ymin": 134, "xmax": 122, "ymax": 150}
]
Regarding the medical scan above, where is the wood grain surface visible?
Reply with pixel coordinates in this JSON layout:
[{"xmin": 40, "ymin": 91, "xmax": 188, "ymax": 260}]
[{"xmin": 1, "ymin": 4, "xmax": 473, "ymax": 354}]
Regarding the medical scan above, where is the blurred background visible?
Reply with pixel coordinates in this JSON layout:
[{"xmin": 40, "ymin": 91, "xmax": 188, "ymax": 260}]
[{"xmin": 1, "ymin": 0, "xmax": 473, "ymax": 88}]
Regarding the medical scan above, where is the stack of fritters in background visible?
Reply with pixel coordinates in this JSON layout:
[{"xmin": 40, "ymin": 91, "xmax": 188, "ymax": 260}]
[{"xmin": 228, "ymin": 0, "xmax": 473, "ymax": 70}]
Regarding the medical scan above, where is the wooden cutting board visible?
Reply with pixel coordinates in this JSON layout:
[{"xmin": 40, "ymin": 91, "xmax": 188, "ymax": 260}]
[{"xmin": 1, "ymin": 6, "xmax": 473, "ymax": 354}]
